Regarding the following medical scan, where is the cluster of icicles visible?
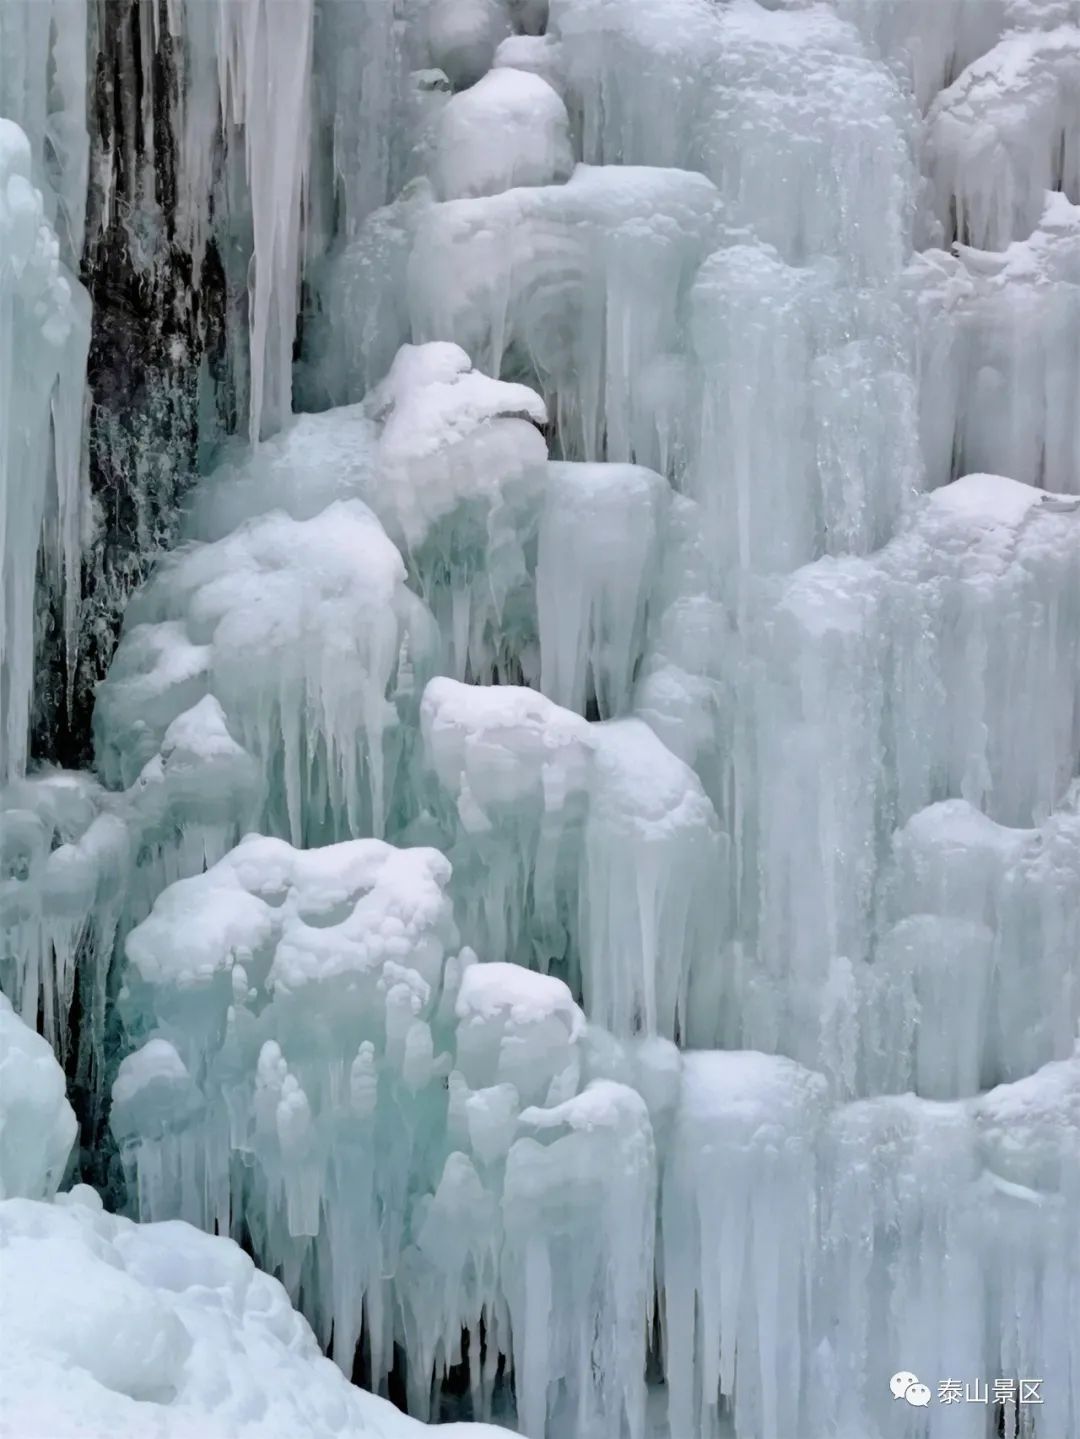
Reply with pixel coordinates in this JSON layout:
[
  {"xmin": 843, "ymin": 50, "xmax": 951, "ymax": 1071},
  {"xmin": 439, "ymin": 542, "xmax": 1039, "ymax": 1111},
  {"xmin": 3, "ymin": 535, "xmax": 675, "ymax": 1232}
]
[{"xmin": 2, "ymin": 1, "xmax": 1080, "ymax": 1438}]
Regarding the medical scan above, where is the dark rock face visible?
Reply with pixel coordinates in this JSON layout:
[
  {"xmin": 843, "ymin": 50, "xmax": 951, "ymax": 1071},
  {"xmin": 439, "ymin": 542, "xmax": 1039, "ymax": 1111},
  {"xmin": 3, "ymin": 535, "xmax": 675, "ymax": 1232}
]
[{"xmin": 32, "ymin": 0, "xmax": 234, "ymax": 771}]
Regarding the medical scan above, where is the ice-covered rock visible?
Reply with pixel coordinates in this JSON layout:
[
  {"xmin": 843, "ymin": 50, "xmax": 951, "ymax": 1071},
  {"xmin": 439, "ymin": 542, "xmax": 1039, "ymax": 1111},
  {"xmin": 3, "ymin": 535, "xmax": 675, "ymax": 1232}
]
[
  {"xmin": 911, "ymin": 192, "xmax": 1080, "ymax": 493},
  {"xmin": 0, "ymin": 771, "xmax": 129, "ymax": 1065},
  {"xmin": 0, "ymin": 992, "xmax": 76, "ymax": 1200},
  {"xmin": 837, "ymin": 0, "xmax": 1007, "ymax": 112},
  {"xmin": 0, "ymin": 707, "xmax": 263, "ymax": 1086},
  {"xmin": 112, "ymin": 831, "xmax": 463, "ymax": 1379},
  {"xmin": 110, "ymin": 828, "xmax": 663, "ymax": 1431},
  {"xmin": 419, "ymin": 677, "xmax": 593, "ymax": 977},
  {"xmin": 503, "ymin": 1079, "xmax": 655, "ymax": 1439},
  {"xmin": 420, "ymin": 679, "xmax": 728, "ymax": 1043},
  {"xmin": 684, "ymin": 242, "xmax": 920, "ymax": 574},
  {"xmin": 190, "ymin": 343, "xmax": 547, "ymax": 686},
  {"xmin": 550, "ymin": 0, "xmax": 914, "ymax": 280},
  {"xmin": 0, "ymin": 1189, "xmax": 514, "ymax": 1438},
  {"xmin": 362, "ymin": 345, "xmax": 548, "ymax": 683},
  {"xmin": 925, "ymin": 25, "xmax": 1080, "ymax": 249},
  {"xmin": 95, "ymin": 501, "xmax": 435, "ymax": 844},
  {"xmin": 431, "ymin": 67, "xmax": 573, "ymax": 200},
  {"xmin": 820, "ymin": 1053, "xmax": 1080, "ymax": 1439},
  {"xmin": 407, "ymin": 164, "xmax": 721, "ymax": 462}
]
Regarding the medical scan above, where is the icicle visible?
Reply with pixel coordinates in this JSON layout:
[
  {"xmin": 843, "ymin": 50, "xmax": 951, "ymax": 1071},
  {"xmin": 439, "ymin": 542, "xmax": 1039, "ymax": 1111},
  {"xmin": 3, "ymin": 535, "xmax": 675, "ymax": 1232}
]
[
  {"xmin": 0, "ymin": 121, "xmax": 90, "ymax": 782},
  {"xmin": 208, "ymin": 0, "xmax": 315, "ymax": 440}
]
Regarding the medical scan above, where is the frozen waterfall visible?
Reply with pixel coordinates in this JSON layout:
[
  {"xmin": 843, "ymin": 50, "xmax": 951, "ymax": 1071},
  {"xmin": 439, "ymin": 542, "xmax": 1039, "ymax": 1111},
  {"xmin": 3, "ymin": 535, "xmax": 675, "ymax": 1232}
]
[{"xmin": 1, "ymin": 1, "xmax": 1079, "ymax": 1438}]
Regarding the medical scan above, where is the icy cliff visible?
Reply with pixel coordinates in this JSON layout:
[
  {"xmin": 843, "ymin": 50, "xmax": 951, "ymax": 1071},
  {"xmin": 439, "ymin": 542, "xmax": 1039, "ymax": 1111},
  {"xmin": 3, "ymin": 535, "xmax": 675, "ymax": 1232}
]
[{"xmin": 1, "ymin": 0, "xmax": 1079, "ymax": 1437}]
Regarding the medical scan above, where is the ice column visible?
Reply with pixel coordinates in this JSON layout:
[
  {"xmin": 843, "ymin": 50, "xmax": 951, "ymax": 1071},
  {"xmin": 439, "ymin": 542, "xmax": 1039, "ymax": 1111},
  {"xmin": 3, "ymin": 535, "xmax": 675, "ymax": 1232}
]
[{"xmin": 0, "ymin": 121, "xmax": 90, "ymax": 782}]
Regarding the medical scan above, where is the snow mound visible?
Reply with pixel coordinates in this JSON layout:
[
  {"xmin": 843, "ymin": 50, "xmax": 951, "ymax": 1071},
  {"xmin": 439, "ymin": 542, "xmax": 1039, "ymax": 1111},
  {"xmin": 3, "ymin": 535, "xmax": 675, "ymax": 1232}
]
[
  {"xmin": 0, "ymin": 993, "xmax": 75, "ymax": 1200},
  {"xmin": 0, "ymin": 1190, "xmax": 513, "ymax": 1439},
  {"xmin": 431, "ymin": 67, "xmax": 573, "ymax": 200},
  {"xmin": 425, "ymin": 0, "xmax": 511, "ymax": 89}
]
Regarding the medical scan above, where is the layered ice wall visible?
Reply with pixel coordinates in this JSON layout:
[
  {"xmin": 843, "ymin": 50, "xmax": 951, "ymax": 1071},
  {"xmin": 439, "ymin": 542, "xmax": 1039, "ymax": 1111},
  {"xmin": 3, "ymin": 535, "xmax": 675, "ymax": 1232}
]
[{"xmin": 2, "ymin": 0, "xmax": 1079, "ymax": 1437}]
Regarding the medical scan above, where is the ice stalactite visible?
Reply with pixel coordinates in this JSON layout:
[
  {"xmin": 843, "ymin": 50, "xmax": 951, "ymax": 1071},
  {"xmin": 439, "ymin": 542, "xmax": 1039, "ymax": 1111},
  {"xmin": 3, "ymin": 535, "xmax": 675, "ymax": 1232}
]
[
  {"xmin": 207, "ymin": 0, "xmax": 315, "ymax": 442},
  {"xmin": 419, "ymin": 678, "xmax": 727, "ymax": 1044},
  {"xmin": 925, "ymin": 21, "xmax": 1080, "ymax": 251},
  {"xmin": 2, "ymin": 0, "xmax": 1080, "ymax": 1435},
  {"xmin": 0, "ymin": 996, "xmax": 515, "ymax": 1437},
  {"xmin": 0, "ymin": 0, "xmax": 89, "ymax": 263},
  {"xmin": 94, "ymin": 500, "xmax": 430, "ymax": 845},
  {"xmin": 108, "ymin": 832, "xmax": 657, "ymax": 1433},
  {"xmin": 911, "ymin": 193, "xmax": 1080, "ymax": 494},
  {"xmin": 0, "ymin": 121, "xmax": 90, "ymax": 782}
]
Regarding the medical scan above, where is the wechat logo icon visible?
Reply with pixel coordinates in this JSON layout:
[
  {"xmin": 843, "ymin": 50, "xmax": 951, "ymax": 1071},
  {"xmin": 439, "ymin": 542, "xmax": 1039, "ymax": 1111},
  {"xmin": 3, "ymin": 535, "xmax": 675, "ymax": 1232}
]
[{"xmin": 891, "ymin": 1372, "xmax": 932, "ymax": 1407}]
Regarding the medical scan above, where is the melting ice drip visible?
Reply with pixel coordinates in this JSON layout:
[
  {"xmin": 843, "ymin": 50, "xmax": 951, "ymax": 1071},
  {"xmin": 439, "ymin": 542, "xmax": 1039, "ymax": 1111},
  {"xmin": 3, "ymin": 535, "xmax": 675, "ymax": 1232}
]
[{"xmin": 2, "ymin": 1, "xmax": 1080, "ymax": 1438}]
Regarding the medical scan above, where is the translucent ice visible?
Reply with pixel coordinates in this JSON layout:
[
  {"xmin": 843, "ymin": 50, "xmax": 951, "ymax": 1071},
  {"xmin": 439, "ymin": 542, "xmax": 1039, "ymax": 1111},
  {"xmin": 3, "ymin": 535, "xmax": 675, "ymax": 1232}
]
[
  {"xmin": 662, "ymin": 1051, "xmax": 827, "ymax": 1439},
  {"xmin": 110, "ymin": 829, "xmax": 663, "ymax": 1431},
  {"xmin": 873, "ymin": 788, "xmax": 1080, "ymax": 1095},
  {"xmin": 550, "ymin": 0, "xmax": 914, "ymax": 280},
  {"xmin": 0, "ymin": 0, "xmax": 89, "ymax": 260},
  {"xmin": 684, "ymin": 242, "xmax": 920, "ymax": 574},
  {"xmin": 0, "ymin": 120, "xmax": 90, "ymax": 782},
  {"xmin": 0, "ymin": 770, "xmax": 129, "ymax": 1066}
]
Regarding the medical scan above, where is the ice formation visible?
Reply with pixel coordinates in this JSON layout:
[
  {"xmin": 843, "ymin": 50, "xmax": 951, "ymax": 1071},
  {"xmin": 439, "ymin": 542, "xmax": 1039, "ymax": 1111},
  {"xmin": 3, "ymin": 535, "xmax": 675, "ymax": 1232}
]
[
  {"xmin": 420, "ymin": 679, "xmax": 727, "ymax": 1042},
  {"xmin": 0, "ymin": 119, "xmax": 89, "ymax": 782},
  {"xmin": 2, "ymin": 0, "xmax": 1079, "ymax": 1435},
  {"xmin": 94, "ymin": 501, "xmax": 433, "ymax": 844},
  {"xmin": 0, "ymin": 993, "xmax": 75, "ymax": 1199},
  {"xmin": 911, "ymin": 192, "xmax": 1080, "ymax": 493},
  {"xmin": 0, "ymin": 997, "xmax": 511, "ymax": 1438}
]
